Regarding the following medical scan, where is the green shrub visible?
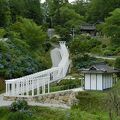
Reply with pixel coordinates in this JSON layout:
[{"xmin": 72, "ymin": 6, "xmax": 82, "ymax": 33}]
[
  {"xmin": 114, "ymin": 47, "xmax": 120, "ymax": 55},
  {"xmin": 10, "ymin": 99, "xmax": 28, "ymax": 112},
  {"xmin": 91, "ymin": 46, "xmax": 102, "ymax": 55},
  {"xmin": 0, "ymin": 38, "xmax": 45, "ymax": 79},
  {"xmin": 72, "ymin": 54, "xmax": 100, "ymax": 69},
  {"xmin": 103, "ymin": 50, "xmax": 113, "ymax": 56},
  {"xmin": 74, "ymin": 91, "xmax": 107, "ymax": 112},
  {"xmin": 102, "ymin": 44, "xmax": 107, "ymax": 48},
  {"xmin": 115, "ymin": 57, "xmax": 120, "ymax": 69}
]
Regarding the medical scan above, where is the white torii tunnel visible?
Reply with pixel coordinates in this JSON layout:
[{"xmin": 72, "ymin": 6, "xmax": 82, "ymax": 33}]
[{"xmin": 5, "ymin": 41, "xmax": 70, "ymax": 97}]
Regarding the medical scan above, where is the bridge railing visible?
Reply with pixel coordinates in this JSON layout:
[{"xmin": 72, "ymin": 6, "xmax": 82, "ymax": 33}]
[{"xmin": 5, "ymin": 41, "xmax": 70, "ymax": 97}]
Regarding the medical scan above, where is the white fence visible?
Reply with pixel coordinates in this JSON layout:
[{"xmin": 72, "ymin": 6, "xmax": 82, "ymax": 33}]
[{"xmin": 5, "ymin": 41, "xmax": 70, "ymax": 97}]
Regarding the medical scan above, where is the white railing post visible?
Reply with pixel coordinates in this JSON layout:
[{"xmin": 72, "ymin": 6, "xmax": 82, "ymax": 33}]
[
  {"xmin": 5, "ymin": 82, "xmax": 8, "ymax": 96},
  {"xmin": 42, "ymin": 80, "xmax": 45, "ymax": 94},
  {"xmin": 48, "ymin": 79, "xmax": 50, "ymax": 93},
  {"xmin": 17, "ymin": 81, "xmax": 19, "ymax": 96},
  {"xmin": 37, "ymin": 78, "xmax": 39, "ymax": 95},
  {"xmin": 32, "ymin": 80, "xmax": 34, "ymax": 96},
  {"xmin": 4, "ymin": 41, "xmax": 70, "ymax": 97},
  {"xmin": 12, "ymin": 82, "xmax": 15, "ymax": 96},
  {"xmin": 7, "ymin": 83, "xmax": 9, "ymax": 95},
  {"xmin": 25, "ymin": 79, "xmax": 28, "ymax": 96}
]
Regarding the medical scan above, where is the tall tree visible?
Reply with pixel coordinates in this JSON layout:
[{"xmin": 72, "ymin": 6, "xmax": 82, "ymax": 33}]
[
  {"xmin": 102, "ymin": 8, "xmax": 120, "ymax": 46},
  {"xmin": 25, "ymin": 0, "xmax": 43, "ymax": 24},
  {"xmin": 10, "ymin": 17, "xmax": 47, "ymax": 50},
  {"xmin": 72, "ymin": 0, "xmax": 88, "ymax": 16},
  {"xmin": 9, "ymin": 0, "xmax": 43, "ymax": 24},
  {"xmin": 0, "ymin": 0, "xmax": 11, "ymax": 27},
  {"xmin": 9, "ymin": 0, "xmax": 27, "ymax": 22},
  {"xmin": 43, "ymin": 0, "xmax": 69, "ymax": 26},
  {"xmin": 87, "ymin": 0, "xmax": 120, "ymax": 23}
]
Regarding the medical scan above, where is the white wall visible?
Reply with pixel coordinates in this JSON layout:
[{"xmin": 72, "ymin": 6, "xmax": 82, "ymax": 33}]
[
  {"xmin": 96, "ymin": 74, "xmax": 102, "ymax": 90},
  {"xmin": 84, "ymin": 73, "xmax": 113, "ymax": 91},
  {"xmin": 91, "ymin": 74, "xmax": 96, "ymax": 90},
  {"xmin": 85, "ymin": 74, "xmax": 90, "ymax": 90},
  {"xmin": 102, "ymin": 74, "xmax": 113, "ymax": 89},
  {"xmin": 85, "ymin": 73, "xmax": 103, "ymax": 90}
]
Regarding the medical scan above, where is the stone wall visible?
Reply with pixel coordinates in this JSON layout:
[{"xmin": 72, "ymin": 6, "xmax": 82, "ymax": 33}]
[
  {"xmin": 4, "ymin": 89, "xmax": 81, "ymax": 107},
  {"xmin": 33, "ymin": 90, "xmax": 79, "ymax": 106}
]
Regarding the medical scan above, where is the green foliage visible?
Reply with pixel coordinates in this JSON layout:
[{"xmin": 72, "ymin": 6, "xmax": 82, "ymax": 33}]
[
  {"xmin": 87, "ymin": 0, "xmax": 120, "ymax": 23},
  {"xmin": 0, "ymin": 38, "xmax": 44, "ymax": 79},
  {"xmin": 103, "ymin": 50, "xmax": 114, "ymax": 56},
  {"xmin": 0, "ymin": 107, "xmax": 9, "ymax": 119},
  {"xmin": 59, "ymin": 5, "xmax": 84, "ymax": 28},
  {"xmin": 10, "ymin": 99, "xmax": 28, "ymax": 112},
  {"xmin": 72, "ymin": 54, "xmax": 99, "ymax": 69},
  {"xmin": 10, "ymin": 17, "xmax": 47, "ymax": 50},
  {"xmin": 71, "ymin": 0, "xmax": 88, "ymax": 16},
  {"xmin": 7, "ymin": 112, "xmax": 28, "ymax": 120},
  {"xmin": 0, "ymin": 106, "xmax": 111, "ymax": 120},
  {"xmin": 114, "ymin": 47, "xmax": 120, "ymax": 55},
  {"xmin": 70, "ymin": 109, "xmax": 109, "ymax": 120},
  {"xmin": 9, "ymin": 0, "xmax": 43, "ymax": 24},
  {"xmin": 75, "ymin": 91, "xmax": 107, "ymax": 112},
  {"xmin": 54, "ymin": 25, "xmax": 71, "ymax": 42},
  {"xmin": 115, "ymin": 57, "xmax": 120, "ymax": 69},
  {"xmin": 0, "ymin": 28, "xmax": 6, "ymax": 38},
  {"xmin": 0, "ymin": 0, "xmax": 11, "ymax": 27},
  {"xmin": 70, "ymin": 35, "xmax": 101, "ymax": 55},
  {"xmin": 29, "ymin": 106, "xmax": 66, "ymax": 120},
  {"xmin": 0, "ymin": 78, "xmax": 5, "ymax": 92},
  {"xmin": 70, "ymin": 39, "xmax": 88, "ymax": 55},
  {"xmin": 50, "ymin": 78, "xmax": 81, "ymax": 92},
  {"xmin": 102, "ymin": 8, "xmax": 120, "ymax": 45}
]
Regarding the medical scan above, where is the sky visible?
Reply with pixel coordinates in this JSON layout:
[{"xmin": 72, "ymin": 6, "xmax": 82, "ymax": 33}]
[{"xmin": 41, "ymin": 0, "xmax": 75, "ymax": 3}]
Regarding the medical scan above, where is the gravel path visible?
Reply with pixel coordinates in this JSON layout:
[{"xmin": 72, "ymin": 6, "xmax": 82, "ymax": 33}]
[
  {"xmin": 0, "ymin": 94, "xmax": 12, "ymax": 107},
  {"xmin": 0, "ymin": 88, "xmax": 83, "ymax": 109},
  {"xmin": 0, "ymin": 93, "xmax": 70, "ymax": 109}
]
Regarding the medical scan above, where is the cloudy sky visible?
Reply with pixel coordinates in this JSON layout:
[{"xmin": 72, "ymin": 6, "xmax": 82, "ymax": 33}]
[{"xmin": 41, "ymin": 0, "xmax": 75, "ymax": 3}]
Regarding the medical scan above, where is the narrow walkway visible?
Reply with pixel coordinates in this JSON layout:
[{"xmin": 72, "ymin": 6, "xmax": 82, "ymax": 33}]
[
  {"xmin": 0, "ymin": 88, "xmax": 83, "ymax": 109},
  {"xmin": 0, "ymin": 93, "xmax": 12, "ymax": 107},
  {"xmin": 88, "ymin": 53, "xmax": 117, "ymax": 60},
  {"xmin": 0, "ymin": 93, "xmax": 70, "ymax": 109}
]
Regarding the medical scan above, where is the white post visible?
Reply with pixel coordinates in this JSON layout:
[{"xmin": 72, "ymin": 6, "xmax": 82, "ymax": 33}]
[
  {"xmin": 48, "ymin": 79, "xmax": 50, "ymax": 93},
  {"xmin": 7, "ymin": 83, "xmax": 10, "ymax": 96},
  {"xmin": 17, "ymin": 81, "xmax": 19, "ymax": 96},
  {"xmin": 37, "ymin": 78, "xmax": 39, "ymax": 95},
  {"xmin": 12, "ymin": 82, "xmax": 15, "ymax": 96},
  {"xmin": 21, "ymin": 81, "xmax": 24, "ymax": 95},
  {"xmin": 26, "ymin": 79, "xmax": 29, "ymax": 96},
  {"xmin": 42, "ymin": 80, "xmax": 45, "ymax": 94},
  {"xmin": 32, "ymin": 80, "xmax": 34, "ymax": 96},
  {"xmin": 6, "ymin": 82, "xmax": 8, "ymax": 95}
]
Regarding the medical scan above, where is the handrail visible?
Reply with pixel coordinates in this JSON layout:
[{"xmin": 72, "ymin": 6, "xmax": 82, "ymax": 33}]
[{"xmin": 5, "ymin": 41, "xmax": 70, "ymax": 97}]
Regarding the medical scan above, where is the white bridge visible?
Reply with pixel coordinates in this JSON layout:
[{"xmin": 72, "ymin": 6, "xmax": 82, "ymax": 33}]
[{"xmin": 5, "ymin": 41, "xmax": 70, "ymax": 97}]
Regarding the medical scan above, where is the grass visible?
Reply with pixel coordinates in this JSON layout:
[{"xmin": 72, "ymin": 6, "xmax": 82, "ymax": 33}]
[
  {"xmin": 0, "ymin": 106, "xmax": 110, "ymax": 120},
  {"xmin": 50, "ymin": 78, "xmax": 82, "ymax": 92},
  {"xmin": 1, "ymin": 83, "xmax": 120, "ymax": 120}
]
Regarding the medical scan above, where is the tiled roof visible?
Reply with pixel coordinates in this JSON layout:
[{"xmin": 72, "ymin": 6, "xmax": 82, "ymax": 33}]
[
  {"xmin": 81, "ymin": 63, "xmax": 119, "ymax": 73},
  {"xmin": 80, "ymin": 24, "xmax": 96, "ymax": 30}
]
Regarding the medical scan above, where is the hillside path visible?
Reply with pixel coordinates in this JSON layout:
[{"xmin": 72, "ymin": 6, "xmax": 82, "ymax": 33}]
[{"xmin": 0, "ymin": 93, "xmax": 71, "ymax": 109}]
